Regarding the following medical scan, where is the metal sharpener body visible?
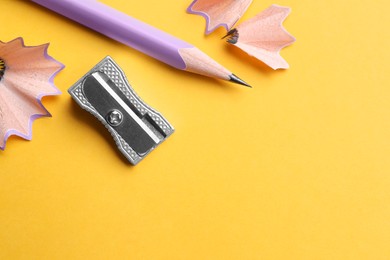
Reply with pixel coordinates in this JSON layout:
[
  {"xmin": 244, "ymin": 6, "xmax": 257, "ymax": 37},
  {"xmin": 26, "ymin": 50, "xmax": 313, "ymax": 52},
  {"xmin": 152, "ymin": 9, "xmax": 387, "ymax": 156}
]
[{"xmin": 68, "ymin": 56, "xmax": 174, "ymax": 165}]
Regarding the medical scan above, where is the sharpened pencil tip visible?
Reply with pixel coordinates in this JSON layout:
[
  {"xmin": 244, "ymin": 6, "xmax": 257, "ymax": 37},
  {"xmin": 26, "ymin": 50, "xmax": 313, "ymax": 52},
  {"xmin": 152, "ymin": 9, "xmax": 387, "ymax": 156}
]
[{"xmin": 229, "ymin": 74, "xmax": 251, "ymax": 88}]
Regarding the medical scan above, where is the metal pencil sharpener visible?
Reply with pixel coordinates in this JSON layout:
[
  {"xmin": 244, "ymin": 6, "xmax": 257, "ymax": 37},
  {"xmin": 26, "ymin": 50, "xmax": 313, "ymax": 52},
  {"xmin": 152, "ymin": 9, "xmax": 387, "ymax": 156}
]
[{"xmin": 68, "ymin": 56, "xmax": 174, "ymax": 165}]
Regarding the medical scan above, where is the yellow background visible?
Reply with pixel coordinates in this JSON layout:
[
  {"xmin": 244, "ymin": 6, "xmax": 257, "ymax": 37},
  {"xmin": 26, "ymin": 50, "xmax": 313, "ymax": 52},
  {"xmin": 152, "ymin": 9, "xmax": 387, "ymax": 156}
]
[{"xmin": 1, "ymin": 0, "xmax": 390, "ymax": 259}]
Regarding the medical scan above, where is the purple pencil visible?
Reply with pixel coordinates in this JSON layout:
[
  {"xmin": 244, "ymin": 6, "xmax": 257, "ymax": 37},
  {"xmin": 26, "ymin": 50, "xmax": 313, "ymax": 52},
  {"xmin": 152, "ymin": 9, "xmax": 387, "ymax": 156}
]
[{"xmin": 31, "ymin": 0, "xmax": 250, "ymax": 87}]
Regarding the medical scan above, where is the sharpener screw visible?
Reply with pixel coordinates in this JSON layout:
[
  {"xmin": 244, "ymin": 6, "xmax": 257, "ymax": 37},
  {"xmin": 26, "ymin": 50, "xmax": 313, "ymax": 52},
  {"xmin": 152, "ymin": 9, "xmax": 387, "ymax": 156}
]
[{"xmin": 107, "ymin": 110, "xmax": 123, "ymax": 126}]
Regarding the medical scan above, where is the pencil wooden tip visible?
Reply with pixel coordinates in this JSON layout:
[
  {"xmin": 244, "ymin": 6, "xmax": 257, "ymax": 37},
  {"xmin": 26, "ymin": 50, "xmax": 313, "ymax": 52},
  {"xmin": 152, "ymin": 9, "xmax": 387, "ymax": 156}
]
[{"xmin": 229, "ymin": 74, "xmax": 251, "ymax": 88}]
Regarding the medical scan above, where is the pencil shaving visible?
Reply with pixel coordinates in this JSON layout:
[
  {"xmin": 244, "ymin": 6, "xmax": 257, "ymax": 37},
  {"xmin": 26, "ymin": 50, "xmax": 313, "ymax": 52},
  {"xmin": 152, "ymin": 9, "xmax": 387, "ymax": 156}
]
[
  {"xmin": 0, "ymin": 38, "xmax": 64, "ymax": 150},
  {"xmin": 187, "ymin": 0, "xmax": 253, "ymax": 34},
  {"xmin": 225, "ymin": 5, "xmax": 296, "ymax": 70}
]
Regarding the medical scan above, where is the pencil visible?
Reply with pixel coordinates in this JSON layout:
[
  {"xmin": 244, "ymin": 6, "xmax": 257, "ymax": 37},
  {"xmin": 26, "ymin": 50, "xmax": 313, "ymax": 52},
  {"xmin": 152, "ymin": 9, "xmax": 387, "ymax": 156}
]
[{"xmin": 31, "ymin": 0, "xmax": 250, "ymax": 87}]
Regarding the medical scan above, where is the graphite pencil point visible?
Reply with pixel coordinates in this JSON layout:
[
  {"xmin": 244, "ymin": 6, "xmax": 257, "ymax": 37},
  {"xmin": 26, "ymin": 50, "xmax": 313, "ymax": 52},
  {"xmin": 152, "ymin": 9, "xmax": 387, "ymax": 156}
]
[{"xmin": 229, "ymin": 74, "xmax": 251, "ymax": 88}]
